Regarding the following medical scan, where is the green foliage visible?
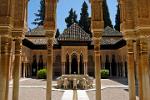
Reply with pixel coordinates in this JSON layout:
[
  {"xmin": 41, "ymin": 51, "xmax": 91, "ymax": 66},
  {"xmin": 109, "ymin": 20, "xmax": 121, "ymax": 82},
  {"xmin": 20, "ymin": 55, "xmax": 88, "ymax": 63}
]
[
  {"xmin": 79, "ymin": 1, "xmax": 91, "ymax": 36},
  {"xmin": 114, "ymin": 5, "xmax": 120, "ymax": 31},
  {"xmin": 37, "ymin": 69, "xmax": 47, "ymax": 79},
  {"xmin": 32, "ymin": 0, "xmax": 45, "ymax": 26},
  {"xmin": 65, "ymin": 8, "xmax": 78, "ymax": 28},
  {"xmin": 103, "ymin": 0, "xmax": 113, "ymax": 28},
  {"xmin": 101, "ymin": 69, "xmax": 109, "ymax": 79},
  {"xmin": 55, "ymin": 29, "xmax": 60, "ymax": 38}
]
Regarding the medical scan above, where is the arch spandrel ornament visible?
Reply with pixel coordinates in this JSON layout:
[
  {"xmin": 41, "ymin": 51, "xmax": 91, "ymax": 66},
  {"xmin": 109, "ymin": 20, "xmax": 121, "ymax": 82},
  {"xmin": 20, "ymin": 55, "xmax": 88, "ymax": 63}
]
[{"xmin": 61, "ymin": 46, "xmax": 88, "ymax": 62}]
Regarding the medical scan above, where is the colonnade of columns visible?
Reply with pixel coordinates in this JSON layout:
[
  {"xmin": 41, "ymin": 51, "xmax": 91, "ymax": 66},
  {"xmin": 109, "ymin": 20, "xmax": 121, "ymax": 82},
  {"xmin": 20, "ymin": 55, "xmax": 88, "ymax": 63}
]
[
  {"xmin": 61, "ymin": 60, "xmax": 88, "ymax": 75},
  {"xmin": 0, "ymin": 0, "xmax": 27, "ymax": 100},
  {"xmin": 120, "ymin": 0, "xmax": 150, "ymax": 100},
  {"xmin": 101, "ymin": 55, "xmax": 127, "ymax": 77}
]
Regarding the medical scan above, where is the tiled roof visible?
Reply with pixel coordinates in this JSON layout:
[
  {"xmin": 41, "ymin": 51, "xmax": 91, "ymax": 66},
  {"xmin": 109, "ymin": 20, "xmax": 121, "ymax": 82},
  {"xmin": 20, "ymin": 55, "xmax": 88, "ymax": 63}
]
[
  {"xmin": 101, "ymin": 37, "xmax": 123, "ymax": 45},
  {"xmin": 57, "ymin": 23, "xmax": 91, "ymax": 41},
  {"xmin": 102, "ymin": 26, "xmax": 122, "ymax": 36},
  {"xmin": 25, "ymin": 38, "xmax": 58, "ymax": 45},
  {"xmin": 26, "ymin": 26, "xmax": 46, "ymax": 36},
  {"xmin": 92, "ymin": 27, "xmax": 123, "ymax": 45},
  {"xmin": 24, "ymin": 25, "xmax": 124, "ymax": 46}
]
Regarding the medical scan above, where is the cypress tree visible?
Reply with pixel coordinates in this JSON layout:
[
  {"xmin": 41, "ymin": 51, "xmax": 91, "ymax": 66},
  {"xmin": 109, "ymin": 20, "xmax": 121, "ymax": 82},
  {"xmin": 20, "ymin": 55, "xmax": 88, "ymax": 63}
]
[
  {"xmin": 55, "ymin": 29, "xmax": 60, "ymax": 38},
  {"xmin": 114, "ymin": 5, "xmax": 120, "ymax": 31},
  {"xmin": 32, "ymin": 0, "xmax": 45, "ymax": 26},
  {"xmin": 79, "ymin": 1, "xmax": 91, "ymax": 36},
  {"xmin": 65, "ymin": 8, "xmax": 78, "ymax": 28},
  {"xmin": 103, "ymin": 0, "xmax": 113, "ymax": 28}
]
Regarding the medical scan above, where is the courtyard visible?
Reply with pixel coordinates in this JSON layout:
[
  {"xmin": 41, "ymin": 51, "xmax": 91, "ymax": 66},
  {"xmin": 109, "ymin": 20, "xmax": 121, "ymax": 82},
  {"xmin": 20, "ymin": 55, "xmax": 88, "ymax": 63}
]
[{"xmin": 8, "ymin": 78, "xmax": 139, "ymax": 100}]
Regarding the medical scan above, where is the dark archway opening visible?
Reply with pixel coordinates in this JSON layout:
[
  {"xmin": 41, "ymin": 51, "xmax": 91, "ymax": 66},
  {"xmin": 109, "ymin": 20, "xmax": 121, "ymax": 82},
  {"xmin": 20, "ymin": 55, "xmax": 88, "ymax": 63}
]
[
  {"xmin": 71, "ymin": 54, "xmax": 78, "ymax": 74},
  {"xmin": 111, "ymin": 55, "xmax": 117, "ymax": 76},
  {"xmin": 38, "ymin": 55, "xmax": 43, "ymax": 70},
  {"xmin": 32, "ymin": 55, "xmax": 37, "ymax": 76}
]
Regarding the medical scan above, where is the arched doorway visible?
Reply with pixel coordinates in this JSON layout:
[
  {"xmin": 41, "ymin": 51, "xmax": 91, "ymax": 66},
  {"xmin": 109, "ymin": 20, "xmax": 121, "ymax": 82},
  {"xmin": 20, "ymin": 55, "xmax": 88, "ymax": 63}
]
[{"xmin": 71, "ymin": 54, "xmax": 78, "ymax": 74}]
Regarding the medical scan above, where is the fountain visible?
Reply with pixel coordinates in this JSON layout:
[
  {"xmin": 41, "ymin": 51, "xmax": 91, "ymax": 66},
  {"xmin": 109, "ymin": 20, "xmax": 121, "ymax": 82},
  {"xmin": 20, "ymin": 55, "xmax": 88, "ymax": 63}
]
[{"xmin": 56, "ymin": 74, "xmax": 94, "ymax": 90}]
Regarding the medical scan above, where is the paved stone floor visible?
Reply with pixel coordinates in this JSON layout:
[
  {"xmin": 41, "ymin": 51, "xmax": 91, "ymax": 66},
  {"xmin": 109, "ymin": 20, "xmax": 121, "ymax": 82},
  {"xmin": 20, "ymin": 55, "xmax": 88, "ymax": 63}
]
[{"xmin": 8, "ymin": 78, "xmax": 139, "ymax": 100}]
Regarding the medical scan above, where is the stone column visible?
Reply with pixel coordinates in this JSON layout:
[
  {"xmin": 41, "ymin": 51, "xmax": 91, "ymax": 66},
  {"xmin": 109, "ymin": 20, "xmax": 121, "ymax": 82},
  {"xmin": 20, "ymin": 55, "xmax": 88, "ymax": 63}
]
[
  {"xmin": 5, "ymin": 38, "xmax": 12, "ymax": 100},
  {"xmin": 62, "ymin": 62, "xmax": 65, "ymax": 75},
  {"xmin": 122, "ymin": 61, "xmax": 126, "ymax": 77},
  {"xmin": 23, "ymin": 62, "xmax": 26, "ymax": 78},
  {"xmin": 84, "ymin": 62, "xmax": 86, "ymax": 75},
  {"xmin": 69, "ymin": 61, "xmax": 71, "ymax": 74},
  {"xmin": 85, "ymin": 61, "xmax": 88, "ymax": 75},
  {"xmin": 110, "ymin": 62, "xmax": 112, "ymax": 77},
  {"xmin": 136, "ymin": 39, "xmax": 143, "ymax": 100},
  {"xmin": 12, "ymin": 37, "xmax": 22, "ymax": 100},
  {"xmin": 138, "ymin": 38, "xmax": 150, "ymax": 100},
  {"xmin": 0, "ymin": 0, "xmax": 14, "ymax": 99},
  {"xmin": 46, "ymin": 34, "xmax": 54, "ymax": 100},
  {"xmin": 127, "ymin": 40, "xmax": 136, "ymax": 100},
  {"xmin": 78, "ymin": 60, "xmax": 80, "ymax": 74},
  {"xmin": 91, "ymin": 0, "xmax": 103, "ymax": 99},
  {"xmin": 94, "ymin": 41, "xmax": 101, "ymax": 100},
  {"xmin": 44, "ymin": 0, "xmax": 56, "ymax": 99},
  {"xmin": 0, "ymin": 36, "xmax": 12, "ymax": 100}
]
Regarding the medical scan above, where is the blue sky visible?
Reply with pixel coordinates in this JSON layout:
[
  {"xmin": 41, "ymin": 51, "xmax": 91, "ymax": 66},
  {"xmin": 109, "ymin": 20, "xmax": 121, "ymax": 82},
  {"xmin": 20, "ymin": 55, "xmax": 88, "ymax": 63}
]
[{"xmin": 28, "ymin": 0, "xmax": 118, "ymax": 33}]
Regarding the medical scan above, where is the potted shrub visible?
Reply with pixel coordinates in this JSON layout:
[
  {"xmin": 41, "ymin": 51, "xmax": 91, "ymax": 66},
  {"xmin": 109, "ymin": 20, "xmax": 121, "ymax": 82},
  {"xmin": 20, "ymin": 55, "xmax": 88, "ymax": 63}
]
[
  {"xmin": 37, "ymin": 68, "xmax": 47, "ymax": 79},
  {"xmin": 101, "ymin": 69, "xmax": 109, "ymax": 79}
]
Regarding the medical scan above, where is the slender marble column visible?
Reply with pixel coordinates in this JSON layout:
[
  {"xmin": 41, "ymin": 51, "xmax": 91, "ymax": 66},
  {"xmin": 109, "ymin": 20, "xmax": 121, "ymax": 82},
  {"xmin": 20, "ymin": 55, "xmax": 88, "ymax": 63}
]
[
  {"xmin": 46, "ymin": 38, "xmax": 53, "ymax": 100},
  {"xmin": 23, "ymin": 62, "xmax": 26, "ymax": 78},
  {"xmin": 110, "ymin": 62, "xmax": 112, "ymax": 77},
  {"xmin": 94, "ymin": 49, "xmax": 101, "ymax": 100},
  {"xmin": 127, "ymin": 40, "xmax": 136, "ymax": 100},
  {"xmin": 12, "ymin": 38, "xmax": 22, "ymax": 100},
  {"xmin": 136, "ymin": 40, "xmax": 144, "ymax": 100},
  {"xmin": 5, "ymin": 39, "xmax": 12, "ymax": 100},
  {"xmin": 78, "ymin": 61, "xmax": 80, "ymax": 74},
  {"xmin": 69, "ymin": 62, "xmax": 71, "ymax": 74},
  {"xmin": 61, "ymin": 62, "xmax": 65, "ymax": 75},
  {"xmin": 139, "ymin": 39, "xmax": 150, "ymax": 100},
  {"xmin": 122, "ymin": 62, "xmax": 126, "ymax": 77},
  {"xmin": 0, "ymin": 36, "xmax": 11, "ymax": 100},
  {"xmin": 84, "ymin": 62, "xmax": 86, "ymax": 75},
  {"xmin": 85, "ymin": 62, "xmax": 88, "ymax": 75}
]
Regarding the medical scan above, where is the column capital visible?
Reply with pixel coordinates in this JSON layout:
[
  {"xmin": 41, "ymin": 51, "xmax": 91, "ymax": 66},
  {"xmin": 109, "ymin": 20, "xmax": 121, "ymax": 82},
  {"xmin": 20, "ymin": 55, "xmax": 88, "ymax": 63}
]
[{"xmin": 12, "ymin": 29, "xmax": 25, "ymax": 39}]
